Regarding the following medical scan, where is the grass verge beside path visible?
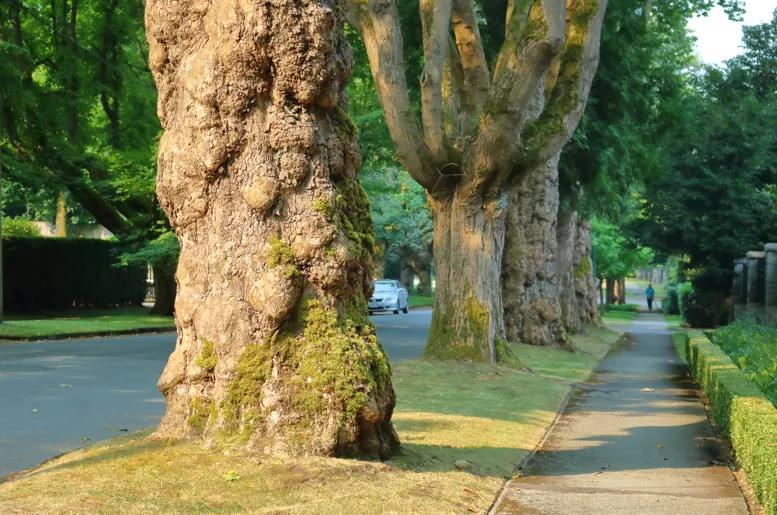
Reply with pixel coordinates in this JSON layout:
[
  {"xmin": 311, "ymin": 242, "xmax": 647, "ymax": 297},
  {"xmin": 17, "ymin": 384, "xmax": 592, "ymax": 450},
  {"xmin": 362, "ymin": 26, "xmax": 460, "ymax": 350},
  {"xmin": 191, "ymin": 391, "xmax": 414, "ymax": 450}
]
[
  {"xmin": 0, "ymin": 307, "xmax": 174, "ymax": 340},
  {"xmin": 0, "ymin": 327, "xmax": 621, "ymax": 513}
]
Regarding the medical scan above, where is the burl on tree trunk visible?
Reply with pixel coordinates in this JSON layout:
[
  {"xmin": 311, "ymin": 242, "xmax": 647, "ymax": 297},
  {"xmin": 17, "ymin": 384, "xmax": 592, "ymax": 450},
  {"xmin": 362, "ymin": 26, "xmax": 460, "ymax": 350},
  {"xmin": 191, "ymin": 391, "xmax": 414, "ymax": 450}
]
[
  {"xmin": 146, "ymin": 0, "xmax": 398, "ymax": 458},
  {"xmin": 350, "ymin": 0, "xmax": 608, "ymax": 361}
]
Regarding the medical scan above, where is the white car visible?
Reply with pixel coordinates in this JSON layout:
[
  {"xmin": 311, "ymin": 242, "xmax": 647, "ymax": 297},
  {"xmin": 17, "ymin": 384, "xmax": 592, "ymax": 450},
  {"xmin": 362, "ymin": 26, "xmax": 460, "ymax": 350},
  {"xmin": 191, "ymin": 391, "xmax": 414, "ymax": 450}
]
[{"xmin": 369, "ymin": 280, "xmax": 409, "ymax": 315}]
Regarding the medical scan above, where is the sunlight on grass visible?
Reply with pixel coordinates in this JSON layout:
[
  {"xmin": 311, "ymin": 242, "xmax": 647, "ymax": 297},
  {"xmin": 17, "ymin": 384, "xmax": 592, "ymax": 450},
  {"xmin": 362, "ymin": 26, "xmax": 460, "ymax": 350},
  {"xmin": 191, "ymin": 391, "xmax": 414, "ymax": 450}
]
[
  {"xmin": 0, "ymin": 327, "xmax": 621, "ymax": 513},
  {"xmin": 0, "ymin": 307, "xmax": 174, "ymax": 339}
]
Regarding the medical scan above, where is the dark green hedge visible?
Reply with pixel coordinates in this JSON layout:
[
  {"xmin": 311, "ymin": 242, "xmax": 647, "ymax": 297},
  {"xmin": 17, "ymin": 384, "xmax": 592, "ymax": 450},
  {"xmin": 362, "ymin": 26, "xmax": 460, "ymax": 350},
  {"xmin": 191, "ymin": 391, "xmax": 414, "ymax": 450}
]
[
  {"xmin": 686, "ymin": 332, "xmax": 777, "ymax": 514},
  {"xmin": 3, "ymin": 237, "xmax": 146, "ymax": 311}
]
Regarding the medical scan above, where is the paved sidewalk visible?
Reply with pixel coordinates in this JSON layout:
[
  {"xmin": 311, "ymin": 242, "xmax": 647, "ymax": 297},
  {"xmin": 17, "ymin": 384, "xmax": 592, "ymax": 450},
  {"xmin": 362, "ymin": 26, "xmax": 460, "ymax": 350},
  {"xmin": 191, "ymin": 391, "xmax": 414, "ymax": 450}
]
[{"xmin": 492, "ymin": 313, "xmax": 748, "ymax": 514}]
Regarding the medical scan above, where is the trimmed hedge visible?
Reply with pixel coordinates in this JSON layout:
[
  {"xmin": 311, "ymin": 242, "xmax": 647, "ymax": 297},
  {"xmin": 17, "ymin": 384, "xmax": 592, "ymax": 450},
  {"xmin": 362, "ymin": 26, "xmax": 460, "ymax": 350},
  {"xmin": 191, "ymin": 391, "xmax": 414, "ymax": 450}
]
[
  {"xmin": 686, "ymin": 332, "xmax": 777, "ymax": 514},
  {"xmin": 3, "ymin": 237, "xmax": 146, "ymax": 311}
]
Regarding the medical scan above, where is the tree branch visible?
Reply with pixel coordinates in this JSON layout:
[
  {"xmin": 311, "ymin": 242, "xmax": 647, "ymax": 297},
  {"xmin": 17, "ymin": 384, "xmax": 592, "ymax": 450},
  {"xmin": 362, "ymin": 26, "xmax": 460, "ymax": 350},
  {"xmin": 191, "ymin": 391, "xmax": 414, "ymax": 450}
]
[
  {"xmin": 451, "ymin": 0, "xmax": 490, "ymax": 128},
  {"xmin": 419, "ymin": 0, "xmax": 453, "ymax": 163},
  {"xmin": 518, "ymin": 0, "xmax": 608, "ymax": 168},
  {"xmin": 461, "ymin": 2, "xmax": 563, "ymax": 200},
  {"xmin": 442, "ymin": 36, "xmax": 466, "ymax": 152},
  {"xmin": 346, "ymin": 0, "xmax": 440, "ymax": 194}
]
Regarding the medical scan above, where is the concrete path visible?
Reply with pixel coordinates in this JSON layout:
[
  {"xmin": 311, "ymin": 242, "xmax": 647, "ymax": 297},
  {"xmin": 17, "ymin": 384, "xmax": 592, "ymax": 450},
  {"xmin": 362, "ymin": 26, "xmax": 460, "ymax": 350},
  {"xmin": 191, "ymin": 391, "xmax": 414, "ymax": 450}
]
[
  {"xmin": 0, "ymin": 309, "xmax": 431, "ymax": 477},
  {"xmin": 493, "ymin": 313, "xmax": 748, "ymax": 514}
]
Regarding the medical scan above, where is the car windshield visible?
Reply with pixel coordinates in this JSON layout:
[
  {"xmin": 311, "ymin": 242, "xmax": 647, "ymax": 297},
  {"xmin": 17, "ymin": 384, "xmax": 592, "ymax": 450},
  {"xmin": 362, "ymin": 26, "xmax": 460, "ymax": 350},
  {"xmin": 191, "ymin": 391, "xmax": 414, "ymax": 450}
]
[{"xmin": 373, "ymin": 281, "xmax": 396, "ymax": 292}]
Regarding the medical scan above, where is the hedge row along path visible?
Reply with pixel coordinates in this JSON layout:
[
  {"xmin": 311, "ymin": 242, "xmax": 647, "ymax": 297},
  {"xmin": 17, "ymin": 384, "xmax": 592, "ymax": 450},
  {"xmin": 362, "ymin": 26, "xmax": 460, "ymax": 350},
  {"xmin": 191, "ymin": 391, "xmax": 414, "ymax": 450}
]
[{"xmin": 492, "ymin": 313, "xmax": 749, "ymax": 514}]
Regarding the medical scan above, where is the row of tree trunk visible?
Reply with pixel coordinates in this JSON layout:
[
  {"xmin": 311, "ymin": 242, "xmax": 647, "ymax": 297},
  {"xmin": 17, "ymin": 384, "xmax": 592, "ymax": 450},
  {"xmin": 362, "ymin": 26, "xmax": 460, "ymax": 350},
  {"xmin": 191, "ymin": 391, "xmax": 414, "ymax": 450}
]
[
  {"xmin": 142, "ymin": 0, "xmax": 607, "ymax": 458},
  {"xmin": 500, "ymin": 155, "xmax": 599, "ymax": 350}
]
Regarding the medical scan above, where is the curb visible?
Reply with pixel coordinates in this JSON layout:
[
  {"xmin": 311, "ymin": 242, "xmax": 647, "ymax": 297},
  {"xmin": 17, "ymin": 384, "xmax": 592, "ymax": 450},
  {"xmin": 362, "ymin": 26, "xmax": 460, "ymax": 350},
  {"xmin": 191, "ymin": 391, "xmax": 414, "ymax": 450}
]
[{"xmin": 0, "ymin": 326, "xmax": 176, "ymax": 343}]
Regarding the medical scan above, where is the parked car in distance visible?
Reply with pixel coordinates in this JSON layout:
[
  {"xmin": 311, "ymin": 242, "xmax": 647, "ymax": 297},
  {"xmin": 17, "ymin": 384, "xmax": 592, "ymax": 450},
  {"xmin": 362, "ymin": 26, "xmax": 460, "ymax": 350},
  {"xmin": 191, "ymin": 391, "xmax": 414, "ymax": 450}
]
[{"xmin": 369, "ymin": 280, "xmax": 409, "ymax": 315}]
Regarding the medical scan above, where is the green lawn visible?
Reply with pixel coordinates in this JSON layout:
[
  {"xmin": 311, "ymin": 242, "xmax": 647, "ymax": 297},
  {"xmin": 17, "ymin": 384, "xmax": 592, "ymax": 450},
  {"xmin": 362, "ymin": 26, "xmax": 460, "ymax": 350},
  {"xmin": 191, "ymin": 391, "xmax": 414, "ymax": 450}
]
[
  {"xmin": 602, "ymin": 309, "xmax": 637, "ymax": 323},
  {"xmin": 711, "ymin": 321, "xmax": 777, "ymax": 407},
  {"xmin": 408, "ymin": 293, "xmax": 434, "ymax": 308},
  {"xmin": 0, "ymin": 327, "xmax": 621, "ymax": 513},
  {"xmin": 665, "ymin": 314, "xmax": 683, "ymax": 329},
  {"xmin": 672, "ymin": 331, "xmax": 688, "ymax": 364},
  {"xmin": 0, "ymin": 307, "xmax": 174, "ymax": 339}
]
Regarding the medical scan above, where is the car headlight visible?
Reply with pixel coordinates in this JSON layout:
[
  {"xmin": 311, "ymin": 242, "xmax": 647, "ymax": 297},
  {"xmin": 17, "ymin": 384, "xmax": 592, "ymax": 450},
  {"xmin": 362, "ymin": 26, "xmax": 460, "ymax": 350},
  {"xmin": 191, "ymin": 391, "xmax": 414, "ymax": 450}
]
[{"xmin": 384, "ymin": 296, "xmax": 397, "ymax": 303}]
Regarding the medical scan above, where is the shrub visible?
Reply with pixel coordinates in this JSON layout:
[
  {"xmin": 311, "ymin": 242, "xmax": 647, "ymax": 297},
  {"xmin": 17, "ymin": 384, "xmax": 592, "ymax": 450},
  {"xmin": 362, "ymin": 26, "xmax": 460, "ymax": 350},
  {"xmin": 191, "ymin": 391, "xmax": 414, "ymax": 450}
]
[
  {"xmin": 713, "ymin": 321, "xmax": 777, "ymax": 406},
  {"xmin": 662, "ymin": 285, "xmax": 680, "ymax": 314},
  {"xmin": 682, "ymin": 289, "xmax": 730, "ymax": 328},
  {"xmin": 3, "ymin": 218, "xmax": 41, "ymax": 238},
  {"xmin": 3, "ymin": 237, "xmax": 146, "ymax": 311},
  {"xmin": 686, "ymin": 332, "xmax": 777, "ymax": 514}
]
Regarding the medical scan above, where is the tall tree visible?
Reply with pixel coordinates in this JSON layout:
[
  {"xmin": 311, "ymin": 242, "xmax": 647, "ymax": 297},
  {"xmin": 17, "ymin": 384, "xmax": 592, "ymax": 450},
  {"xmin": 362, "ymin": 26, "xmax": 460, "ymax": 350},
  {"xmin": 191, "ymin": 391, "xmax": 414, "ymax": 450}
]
[
  {"xmin": 146, "ymin": 0, "xmax": 398, "ymax": 456},
  {"xmin": 348, "ymin": 0, "xmax": 608, "ymax": 362},
  {"xmin": 502, "ymin": 0, "xmax": 742, "ymax": 343},
  {"xmin": 636, "ymin": 18, "xmax": 777, "ymax": 325}
]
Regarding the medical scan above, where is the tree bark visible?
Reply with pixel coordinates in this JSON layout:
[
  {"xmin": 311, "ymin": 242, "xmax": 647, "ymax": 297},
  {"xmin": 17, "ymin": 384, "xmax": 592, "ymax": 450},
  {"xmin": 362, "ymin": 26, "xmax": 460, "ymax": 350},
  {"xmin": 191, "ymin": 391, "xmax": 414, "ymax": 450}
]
[
  {"xmin": 502, "ymin": 154, "xmax": 567, "ymax": 347},
  {"xmin": 150, "ymin": 264, "xmax": 175, "ymax": 316},
  {"xmin": 399, "ymin": 262, "xmax": 415, "ymax": 290},
  {"xmin": 556, "ymin": 208, "xmax": 579, "ymax": 332},
  {"xmin": 55, "ymin": 191, "xmax": 68, "ymax": 237},
  {"xmin": 606, "ymin": 277, "xmax": 616, "ymax": 305},
  {"xmin": 146, "ymin": 0, "xmax": 398, "ymax": 458},
  {"xmin": 573, "ymin": 218, "xmax": 599, "ymax": 325},
  {"xmin": 426, "ymin": 191, "xmax": 507, "ymax": 362},
  {"xmin": 411, "ymin": 246, "xmax": 433, "ymax": 295}
]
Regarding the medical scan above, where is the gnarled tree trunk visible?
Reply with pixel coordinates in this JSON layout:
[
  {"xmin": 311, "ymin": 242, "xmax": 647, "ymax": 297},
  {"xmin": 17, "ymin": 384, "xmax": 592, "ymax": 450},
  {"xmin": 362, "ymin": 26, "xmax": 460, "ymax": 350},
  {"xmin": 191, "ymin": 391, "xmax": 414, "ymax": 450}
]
[
  {"xmin": 573, "ymin": 218, "xmax": 599, "ymax": 325},
  {"xmin": 557, "ymin": 208, "xmax": 579, "ymax": 332},
  {"xmin": 146, "ymin": 0, "xmax": 398, "ymax": 458},
  {"xmin": 502, "ymin": 155, "xmax": 567, "ymax": 347}
]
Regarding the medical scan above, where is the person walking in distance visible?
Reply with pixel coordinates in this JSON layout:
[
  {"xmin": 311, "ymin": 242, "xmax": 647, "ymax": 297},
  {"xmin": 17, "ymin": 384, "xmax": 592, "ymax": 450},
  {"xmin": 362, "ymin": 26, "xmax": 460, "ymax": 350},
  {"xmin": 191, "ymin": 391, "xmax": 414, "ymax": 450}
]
[{"xmin": 645, "ymin": 284, "xmax": 656, "ymax": 312}]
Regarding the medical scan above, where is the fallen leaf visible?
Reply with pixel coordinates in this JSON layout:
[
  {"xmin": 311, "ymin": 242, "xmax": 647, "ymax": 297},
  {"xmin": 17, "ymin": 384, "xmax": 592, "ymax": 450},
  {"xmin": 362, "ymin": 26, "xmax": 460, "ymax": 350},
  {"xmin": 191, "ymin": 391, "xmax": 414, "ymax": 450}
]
[
  {"xmin": 656, "ymin": 443, "xmax": 664, "ymax": 449},
  {"xmin": 224, "ymin": 470, "xmax": 241, "ymax": 482}
]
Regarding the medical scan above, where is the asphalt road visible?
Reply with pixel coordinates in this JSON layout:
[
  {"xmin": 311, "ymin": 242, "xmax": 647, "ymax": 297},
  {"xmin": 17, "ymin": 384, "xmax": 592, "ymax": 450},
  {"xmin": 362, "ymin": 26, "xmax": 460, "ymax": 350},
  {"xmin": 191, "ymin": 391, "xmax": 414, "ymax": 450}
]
[
  {"xmin": 0, "ymin": 309, "xmax": 431, "ymax": 478},
  {"xmin": 494, "ymin": 313, "xmax": 748, "ymax": 514}
]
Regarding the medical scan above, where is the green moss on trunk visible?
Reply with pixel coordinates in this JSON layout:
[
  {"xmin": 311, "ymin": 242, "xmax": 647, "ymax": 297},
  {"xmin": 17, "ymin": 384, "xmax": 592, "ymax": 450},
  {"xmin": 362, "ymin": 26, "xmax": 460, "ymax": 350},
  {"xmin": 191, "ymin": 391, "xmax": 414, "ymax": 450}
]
[{"xmin": 425, "ymin": 295, "xmax": 492, "ymax": 361}]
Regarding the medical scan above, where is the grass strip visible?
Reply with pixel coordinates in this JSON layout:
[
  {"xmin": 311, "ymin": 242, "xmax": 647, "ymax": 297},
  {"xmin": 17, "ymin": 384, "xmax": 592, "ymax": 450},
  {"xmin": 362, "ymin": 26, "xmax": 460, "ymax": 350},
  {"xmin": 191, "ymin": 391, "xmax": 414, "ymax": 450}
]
[
  {"xmin": 0, "ymin": 307, "xmax": 174, "ymax": 340},
  {"xmin": 0, "ymin": 327, "xmax": 620, "ymax": 513}
]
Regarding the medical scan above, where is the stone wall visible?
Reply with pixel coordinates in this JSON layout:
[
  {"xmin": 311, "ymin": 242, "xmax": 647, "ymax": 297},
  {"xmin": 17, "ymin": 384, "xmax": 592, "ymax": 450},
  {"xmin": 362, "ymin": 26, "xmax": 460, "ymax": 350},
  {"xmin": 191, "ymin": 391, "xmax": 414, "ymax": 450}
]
[{"xmin": 731, "ymin": 243, "xmax": 777, "ymax": 323}]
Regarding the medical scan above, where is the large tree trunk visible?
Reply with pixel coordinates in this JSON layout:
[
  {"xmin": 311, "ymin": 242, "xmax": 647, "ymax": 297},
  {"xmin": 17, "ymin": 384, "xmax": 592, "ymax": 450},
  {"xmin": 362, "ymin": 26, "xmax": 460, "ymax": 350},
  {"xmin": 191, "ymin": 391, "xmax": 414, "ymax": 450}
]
[
  {"xmin": 150, "ymin": 264, "xmax": 175, "ymax": 316},
  {"xmin": 411, "ymin": 247, "xmax": 433, "ymax": 295},
  {"xmin": 502, "ymin": 155, "xmax": 567, "ymax": 347},
  {"xmin": 573, "ymin": 218, "xmax": 599, "ymax": 325},
  {"xmin": 606, "ymin": 277, "xmax": 616, "ymax": 305},
  {"xmin": 146, "ymin": 0, "xmax": 398, "ymax": 458},
  {"xmin": 426, "ymin": 191, "xmax": 506, "ymax": 362},
  {"xmin": 556, "ymin": 208, "xmax": 579, "ymax": 332},
  {"xmin": 399, "ymin": 262, "xmax": 415, "ymax": 290}
]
